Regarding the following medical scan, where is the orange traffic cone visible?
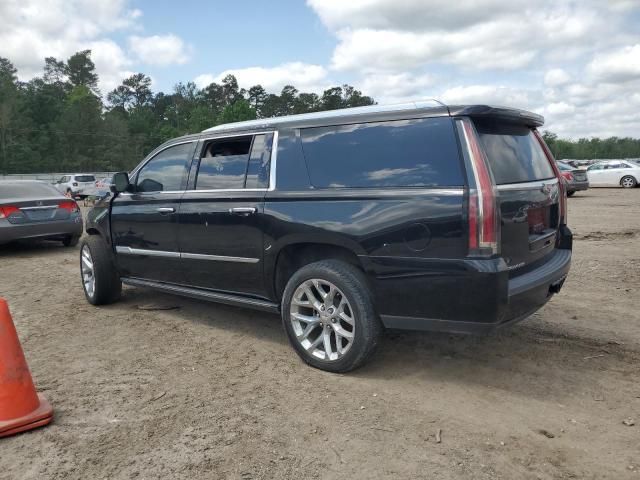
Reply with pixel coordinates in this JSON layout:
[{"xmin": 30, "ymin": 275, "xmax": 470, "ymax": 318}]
[{"xmin": 0, "ymin": 298, "xmax": 53, "ymax": 437}]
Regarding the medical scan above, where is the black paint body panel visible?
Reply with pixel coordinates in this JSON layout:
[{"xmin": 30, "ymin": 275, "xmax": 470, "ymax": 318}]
[{"xmin": 82, "ymin": 104, "xmax": 572, "ymax": 334}]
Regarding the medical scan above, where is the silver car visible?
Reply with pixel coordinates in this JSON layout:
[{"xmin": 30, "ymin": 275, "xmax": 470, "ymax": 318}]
[
  {"xmin": 0, "ymin": 181, "xmax": 83, "ymax": 246},
  {"xmin": 586, "ymin": 160, "xmax": 640, "ymax": 188}
]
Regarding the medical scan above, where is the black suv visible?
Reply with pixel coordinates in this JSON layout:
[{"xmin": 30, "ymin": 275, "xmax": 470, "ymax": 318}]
[{"xmin": 80, "ymin": 101, "xmax": 572, "ymax": 372}]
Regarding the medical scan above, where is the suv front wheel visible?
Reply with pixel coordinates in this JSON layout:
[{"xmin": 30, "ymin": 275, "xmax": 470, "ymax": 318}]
[
  {"xmin": 281, "ymin": 260, "xmax": 383, "ymax": 373},
  {"xmin": 79, "ymin": 235, "xmax": 122, "ymax": 305}
]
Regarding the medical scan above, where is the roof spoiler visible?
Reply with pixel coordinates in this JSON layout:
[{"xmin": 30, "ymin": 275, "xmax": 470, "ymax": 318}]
[{"xmin": 447, "ymin": 105, "xmax": 544, "ymax": 128}]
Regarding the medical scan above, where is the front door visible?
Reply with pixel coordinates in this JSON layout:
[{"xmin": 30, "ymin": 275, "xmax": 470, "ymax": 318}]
[
  {"xmin": 178, "ymin": 133, "xmax": 274, "ymax": 298},
  {"xmin": 111, "ymin": 140, "xmax": 197, "ymax": 283}
]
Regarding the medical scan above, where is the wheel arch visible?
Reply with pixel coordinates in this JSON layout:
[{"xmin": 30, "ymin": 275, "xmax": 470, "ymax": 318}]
[{"xmin": 270, "ymin": 240, "xmax": 371, "ymax": 302}]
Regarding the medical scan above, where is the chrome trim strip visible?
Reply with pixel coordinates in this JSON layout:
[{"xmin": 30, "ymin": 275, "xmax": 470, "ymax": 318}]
[
  {"xmin": 200, "ymin": 130, "xmax": 273, "ymax": 140},
  {"xmin": 269, "ymin": 130, "xmax": 278, "ymax": 191},
  {"xmin": 181, "ymin": 252, "xmax": 259, "ymax": 263},
  {"xmin": 121, "ymin": 277, "xmax": 279, "ymax": 313},
  {"xmin": 20, "ymin": 205, "xmax": 57, "ymax": 211},
  {"xmin": 115, "ymin": 246, "xmax": 180, "ymax": 258},
  {"xmin": 497, "ymin": 178, "xmax": 558, "ymax": 191},
  {"xmin": 116, "ymin": 246, "xmax": 259, "ymax": 263}
]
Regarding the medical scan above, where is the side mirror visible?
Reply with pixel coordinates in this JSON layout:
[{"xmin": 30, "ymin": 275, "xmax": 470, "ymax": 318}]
[{"xmin": 111, "ymin": 172, "xmax": 131, "ymax": 194}]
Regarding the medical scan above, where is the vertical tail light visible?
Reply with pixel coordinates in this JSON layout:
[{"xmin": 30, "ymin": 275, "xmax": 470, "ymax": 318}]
[
  {"xmin": 0, "ymin": 205, "xmax": 21, "ymax": 219},
  {"xmin": 534, "ymin": 130, "xmax": 566, "ymax": 225},
  {"xmin": 58, "ymin": 201, "xmax": 79, "ymax": 213},
  {"xmin": 457, "ymin": 118, "xmax": 499, "ymax": 256}
]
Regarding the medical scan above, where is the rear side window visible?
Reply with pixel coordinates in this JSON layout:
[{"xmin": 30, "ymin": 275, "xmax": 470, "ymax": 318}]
[
  {"xmin": 0, "ymin": 182, "xmax": 62, "ymax": 199},
  {"xmin": 474, "ymin": 120, "xmax": 555, "ymax": 185},
  {"xmin": 196, "ymin": 136, "xmax": 252, "ymax": 190},
  {"xmin": 75, "ymin": 175, "xmax": 95, "ymax": 182},
  {"xmin": 300, "ymin": 117, "xmax": 463, "ymax": 188}
]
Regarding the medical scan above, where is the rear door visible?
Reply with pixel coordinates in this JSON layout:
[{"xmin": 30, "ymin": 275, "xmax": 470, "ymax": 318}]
[
  {"xmin": 178, "ymin": 132, "xmax": 273, "ymax": 297},
  {"xmin": 474, "ymin": 120, "xmax": 559, "ymax": 272},
  {"xmin": 111, "ymin": 140, "xmax": 197, "ymax": 283}
]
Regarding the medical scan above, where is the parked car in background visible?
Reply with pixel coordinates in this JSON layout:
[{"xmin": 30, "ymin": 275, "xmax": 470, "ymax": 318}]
[
  {"xmin": 79, "ymin": 102, "xmax": 572, "ymax": 373},
  {"xmin": 0, "ymin": 180, "xmax": 82, "ymax": 246},
  {"xmin": 556, "ymin": 161, "xmax": 589, "ymax": 196},
  {"xmin": 586, "ymin": 160, "xmax": 640, "ymax": 188},
  {"xmin": 54, "ymin": 174, "xmax": 96, "ymax": 198},
  {"xmin": 93, "ymin": 177, "xmax": 113, "ymax": 197}
]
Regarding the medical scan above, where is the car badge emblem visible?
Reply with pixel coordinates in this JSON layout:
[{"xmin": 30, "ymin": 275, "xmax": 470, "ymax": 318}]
[{"xmin": 37, "ymin": 201, "xmax": 43, "ymax": 206}]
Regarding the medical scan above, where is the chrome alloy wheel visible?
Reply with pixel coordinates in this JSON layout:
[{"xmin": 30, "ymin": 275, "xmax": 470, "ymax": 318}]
[
  {"xmin": 81, "ymin": 244, "xmax": 96, "ymax": 298},
  {"xmin": 289, "ymin": 279, "xmax": 355, "ymax": 361}
]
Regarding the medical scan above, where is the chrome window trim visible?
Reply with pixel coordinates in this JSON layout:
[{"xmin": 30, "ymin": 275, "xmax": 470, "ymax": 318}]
[
  {"xmin": 122, "ymin": 131, "xmax": 278, "ymax": 196},
  {"xmin": 116, "ymin": 246, "xmax": 259, "ymax": 263},
  {"xmin": 496, "ymin": 178, "xmax": 558, "ymax": 191}
]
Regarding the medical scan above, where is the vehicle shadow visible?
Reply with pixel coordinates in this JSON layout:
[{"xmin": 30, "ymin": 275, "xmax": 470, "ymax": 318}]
[
  {"xmin": 117, "ymin": 287, "xmax": 637, "ymax": 403},
  {"xmin": 0, "ymin": 240, "xmax": 75, "ymax": 257}
]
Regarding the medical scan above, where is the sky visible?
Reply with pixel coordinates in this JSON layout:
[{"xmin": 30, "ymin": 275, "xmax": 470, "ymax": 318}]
[{"xmin": 1, "ymin": 0, "xmax": 639, "ymax": 138}]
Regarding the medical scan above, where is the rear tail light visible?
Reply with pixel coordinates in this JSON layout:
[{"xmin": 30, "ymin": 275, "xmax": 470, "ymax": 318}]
[
  {"xmin": 0, "ymin": 205, "xmax": 21, "ymax": 219},
  {"xmin": 58, "ymin": 201, "xmax": 79, "ymax": 213},
  {"xmin": 561, "ymin": 172, "xmax": 573, "ymax": 182},
  {"xmin": 457, "ymin": 118, "xmax": 499, "ymax": 257},
  {"xmin": 534, "ymin": 130, "xmax": 566, "ymax": 225}
]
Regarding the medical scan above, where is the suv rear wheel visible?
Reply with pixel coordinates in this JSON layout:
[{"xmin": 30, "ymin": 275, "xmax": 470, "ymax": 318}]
[
  {"xmin": 281, "ymin": 260, "xmax": 382, "ymax": 373},
  {"xmin": 80, "ymin": 235, "xmax": 122, "ymax": 305}
]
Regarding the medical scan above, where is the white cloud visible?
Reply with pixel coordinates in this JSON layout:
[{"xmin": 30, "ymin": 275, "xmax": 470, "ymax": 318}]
[
  {"xmin": 0, "ymin": 0, "xmax": 189, "ymax": 93},
  {"xmin": 195, "ymin": 62, "xmax": 329, "ymax": 93},
  {"xmin": 307, "ymin": 0, "xmax": 640, "ymax": 138},
  {"xmin": 544, "ymin": 69, "xmax": 571, "ymax": 87},
  {"xmin": 587, "ymin": 44, "xmax": 640, "ymax": 83},
  {"xmin": 129, "ymin": 34, "xmax": 191, "ymax": 67}
]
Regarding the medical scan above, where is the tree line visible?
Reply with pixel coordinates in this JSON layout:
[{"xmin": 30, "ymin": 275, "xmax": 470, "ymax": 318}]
[
  {"xmin": 541, "ymin": 132, "xmax": 640, "ymax": 161},
  {"xmin": 0, "ymin": 50, "xmax": 374, "ymax": 174},
  {"xmin": 0, "ymin": 50, "xmax": 638, "ymax": 174}
]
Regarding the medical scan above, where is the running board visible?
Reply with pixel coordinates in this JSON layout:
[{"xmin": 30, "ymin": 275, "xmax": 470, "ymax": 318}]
[{"xmin": 121, "ymin": 277, "xmax": 280, "ymax": 313}]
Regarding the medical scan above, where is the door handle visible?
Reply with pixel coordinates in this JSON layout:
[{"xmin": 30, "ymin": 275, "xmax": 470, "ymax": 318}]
[
  {"xmin": 157, "ymin": 207, "xmax": 175, "ymax": 214},
  {"xmin": 229, "ymin": 207, "xmax": 257, "ymax": 216}
]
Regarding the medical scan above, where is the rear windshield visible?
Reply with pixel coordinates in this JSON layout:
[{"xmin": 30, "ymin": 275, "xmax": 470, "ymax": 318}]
[
  {"xmin": 75, "ymin": 175, "xmax": 95, "ymax": 182},
  {"xmin": 474, "ymin": 120, "xmax": 555, "ymax": 185},
  {"xmin": 301, "ymin": 117, "xmax": 464, "ymax": 188},
  {"xmin": 0, "ymin": 182, "xmax": 62, "ymax": 199}
]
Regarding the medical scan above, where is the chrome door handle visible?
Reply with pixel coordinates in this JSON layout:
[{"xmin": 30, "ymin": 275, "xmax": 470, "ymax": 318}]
[
  {"xmin": 157, "ymin": 207, "xmax": 175, "ymax": 214},
  {"xmin": 229, "ymin": 207, "xmax": 257, "ymax": 216}
]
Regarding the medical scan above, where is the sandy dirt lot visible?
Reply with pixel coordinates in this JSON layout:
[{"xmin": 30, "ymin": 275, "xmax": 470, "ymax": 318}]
[{"xmin": 1, "ymin": 188, "xmax": 639, "ymax": 480}]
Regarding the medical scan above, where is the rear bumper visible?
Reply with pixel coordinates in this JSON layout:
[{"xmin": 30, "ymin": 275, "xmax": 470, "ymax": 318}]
[
  {"xmin": 0, "ymin": 217, "xmax": 83, "ymax": 244},
  {"xmin": 368, "ymin": 230, "xmax": 572, "ymax": 335},
  {"xmin": 567, "ymin": 180, "xmax": 589, "ymax": 192}
]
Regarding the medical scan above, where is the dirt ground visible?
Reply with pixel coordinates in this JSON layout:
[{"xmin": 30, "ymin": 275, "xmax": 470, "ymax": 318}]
[{"xmin": 1, "ymin": 188, "xmax": 639, "ymax": 480}]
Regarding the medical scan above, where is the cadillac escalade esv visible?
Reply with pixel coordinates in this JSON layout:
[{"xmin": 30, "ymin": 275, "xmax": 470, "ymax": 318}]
[{"xmin": 79, "ymin": 101, "xmax": 572, "ymax": 372}]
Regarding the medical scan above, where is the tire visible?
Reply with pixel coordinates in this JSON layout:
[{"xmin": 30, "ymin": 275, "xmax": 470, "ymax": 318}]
[
  {"xmin": 620, "ymin": 176, "xmax": 637, "ymax": 188},
  {"xmin": 63, "ymin": 235, "xmax": 80, "ymax": 247},
  {"xmin": 79, "ymin": 235, "xmax": 122, "ymax": 305},
  {"xmin": 281, "ymin": 260, "xmax": 383, "ymax": 373},
  {"xmin": 567, "ymin": 191, "xmax": 576, "ymax": 197}
]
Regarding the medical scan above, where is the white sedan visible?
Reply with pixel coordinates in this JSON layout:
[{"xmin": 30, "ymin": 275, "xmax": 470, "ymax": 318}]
[{"xmin": 586, "ymin": 160, "xmax": 640, "ymax": 188}]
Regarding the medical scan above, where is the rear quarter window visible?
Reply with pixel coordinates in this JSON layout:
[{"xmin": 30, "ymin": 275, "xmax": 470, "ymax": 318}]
[
  {"xmin": 300, "ymin": 117, "xmax": 463, "ymax": 188},
  {"xmin": 474, "ymin": 120, "xmax": 555, "ymax": 185}
]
